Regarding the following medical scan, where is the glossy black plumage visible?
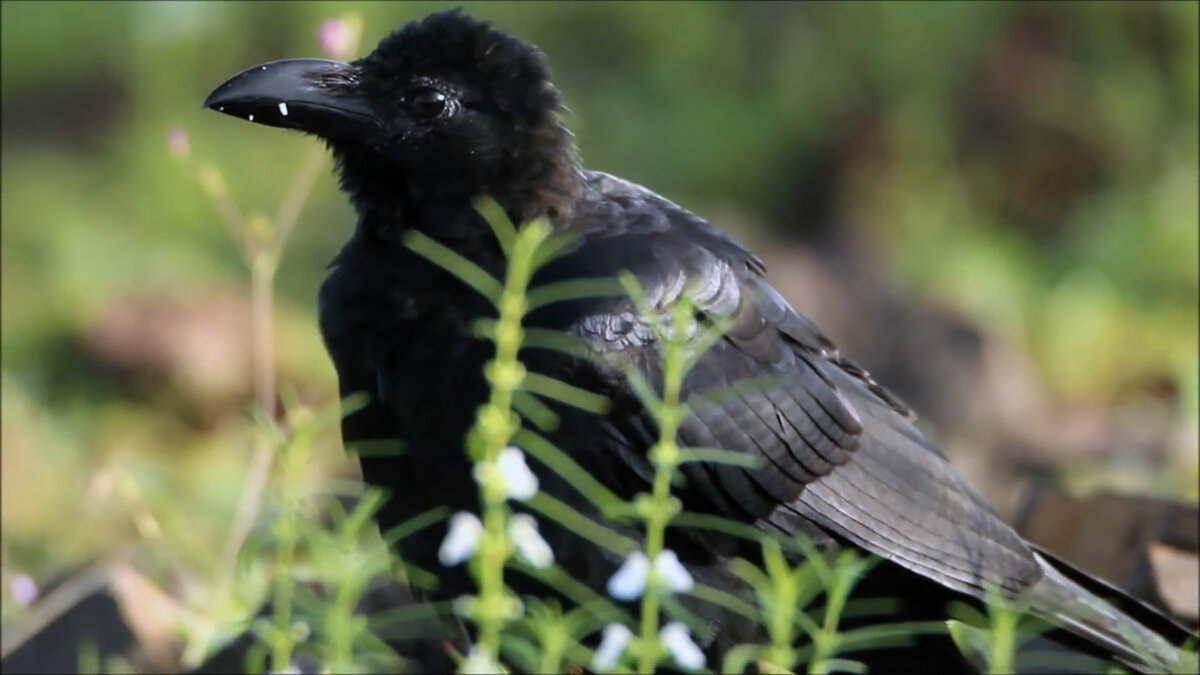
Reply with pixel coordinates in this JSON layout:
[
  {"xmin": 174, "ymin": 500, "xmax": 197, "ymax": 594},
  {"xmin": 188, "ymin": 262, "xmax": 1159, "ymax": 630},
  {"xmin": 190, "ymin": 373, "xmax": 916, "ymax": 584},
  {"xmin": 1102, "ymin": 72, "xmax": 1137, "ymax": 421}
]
[{"xmin": 204, "ymin": 10, "xmax": 1193, "ymax": 672}]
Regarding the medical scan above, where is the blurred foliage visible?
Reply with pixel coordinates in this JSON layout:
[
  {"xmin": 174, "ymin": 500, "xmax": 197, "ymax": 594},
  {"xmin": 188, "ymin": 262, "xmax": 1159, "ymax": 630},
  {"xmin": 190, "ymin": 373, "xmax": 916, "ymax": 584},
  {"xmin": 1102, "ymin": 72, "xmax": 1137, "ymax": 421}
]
[{"xmin": 1, "ymin": 0, "xmax": 1196, "ymax": 663}]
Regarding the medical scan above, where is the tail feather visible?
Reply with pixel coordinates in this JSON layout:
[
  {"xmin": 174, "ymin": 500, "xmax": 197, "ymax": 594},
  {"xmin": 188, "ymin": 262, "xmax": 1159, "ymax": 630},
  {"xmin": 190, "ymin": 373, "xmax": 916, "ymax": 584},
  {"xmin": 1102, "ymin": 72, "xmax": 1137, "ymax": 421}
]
[
  {"xmin": 1032, "ymin": 544, "xmax": 1196, "ymax": 644},
  {"xmin": 1026, "ymin": 550, "xmax": 1196, "ymax": 673}
]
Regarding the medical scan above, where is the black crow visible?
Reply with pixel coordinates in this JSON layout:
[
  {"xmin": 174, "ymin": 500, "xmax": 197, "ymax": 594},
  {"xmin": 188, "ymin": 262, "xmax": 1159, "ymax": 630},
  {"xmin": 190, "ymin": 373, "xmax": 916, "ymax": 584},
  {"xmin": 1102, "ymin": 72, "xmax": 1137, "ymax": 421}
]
[{"xmin": 204, "ymin": 9, "xmax": 1193, "ymax": 672}]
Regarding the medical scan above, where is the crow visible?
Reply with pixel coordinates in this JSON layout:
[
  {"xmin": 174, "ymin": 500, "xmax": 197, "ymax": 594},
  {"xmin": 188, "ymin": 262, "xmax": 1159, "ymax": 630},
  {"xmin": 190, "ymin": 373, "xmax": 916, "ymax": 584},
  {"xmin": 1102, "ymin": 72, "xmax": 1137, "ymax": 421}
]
[{"xmin": 204, "ymin": 9, "xmax": 1194, "ymax": 673}]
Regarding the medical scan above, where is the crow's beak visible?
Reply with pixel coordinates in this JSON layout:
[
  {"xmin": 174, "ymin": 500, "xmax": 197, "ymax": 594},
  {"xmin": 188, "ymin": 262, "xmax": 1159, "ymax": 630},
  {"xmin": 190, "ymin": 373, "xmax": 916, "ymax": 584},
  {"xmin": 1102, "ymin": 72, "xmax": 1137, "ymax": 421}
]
[{"xmin": 203, "ymin": 58, "xmax": 383, "ymax": 145}]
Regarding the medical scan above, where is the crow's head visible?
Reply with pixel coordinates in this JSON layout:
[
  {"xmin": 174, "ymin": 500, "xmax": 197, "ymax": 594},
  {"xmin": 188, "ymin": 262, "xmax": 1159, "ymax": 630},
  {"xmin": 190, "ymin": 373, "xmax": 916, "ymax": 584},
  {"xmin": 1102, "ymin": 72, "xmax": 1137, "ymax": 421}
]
[{"xmin": 204, "ymin": 9, "xmax": 579, "ymax": 226}]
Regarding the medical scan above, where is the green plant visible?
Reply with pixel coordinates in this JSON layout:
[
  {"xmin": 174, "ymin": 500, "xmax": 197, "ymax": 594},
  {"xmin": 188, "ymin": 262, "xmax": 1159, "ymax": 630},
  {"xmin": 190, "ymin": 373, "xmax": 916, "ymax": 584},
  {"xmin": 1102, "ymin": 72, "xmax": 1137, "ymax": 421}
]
[{"xmin": 396, "ymin": 201, "xmax": 943, "ymax": 675}]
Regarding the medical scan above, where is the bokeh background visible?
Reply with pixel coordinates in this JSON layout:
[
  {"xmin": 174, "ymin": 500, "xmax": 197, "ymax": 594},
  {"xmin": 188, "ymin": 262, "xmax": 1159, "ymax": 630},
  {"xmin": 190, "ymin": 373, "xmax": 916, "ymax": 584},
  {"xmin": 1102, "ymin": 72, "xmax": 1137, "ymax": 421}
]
[{"xmin": 2, "ymin": 1, "xmax": 1197, "ymax": 671}]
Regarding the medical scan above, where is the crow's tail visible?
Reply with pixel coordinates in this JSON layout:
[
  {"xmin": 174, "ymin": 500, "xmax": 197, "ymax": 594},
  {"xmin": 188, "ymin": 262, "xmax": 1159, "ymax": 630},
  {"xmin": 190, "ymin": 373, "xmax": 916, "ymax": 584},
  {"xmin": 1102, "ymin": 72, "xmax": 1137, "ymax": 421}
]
[{"xmin": 1026, "ymin": 547, "xmax": 1196, "ymax": 674}]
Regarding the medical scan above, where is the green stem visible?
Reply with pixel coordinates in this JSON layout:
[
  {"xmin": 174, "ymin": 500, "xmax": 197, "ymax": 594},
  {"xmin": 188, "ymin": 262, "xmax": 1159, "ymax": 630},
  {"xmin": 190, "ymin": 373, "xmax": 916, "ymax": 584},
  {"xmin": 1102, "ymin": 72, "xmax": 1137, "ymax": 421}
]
[
  {"xmin": 636, "ymin": 303, "xmax": 688, "ymax": 674},
  {"xmin": 809, "ymin": 556, "xmax": 855, "ymax": 673},
  {"xmin": 326, "ymin": 555, "xmax": 360, "ymax": 672},
  {"xmin": 470, "ymin": 220, "xmax": 548, "ymax": 666},
  {"xmin": 987, "ymin": 604, "xmax": 1018, "ymax": 674},
  {"xmin": 269, "ymin": 415, "xmax": 309, "ymax": 672},
  {"xmin": 767, "ymin": 571, "xmax": 796, "ymax": 669}
]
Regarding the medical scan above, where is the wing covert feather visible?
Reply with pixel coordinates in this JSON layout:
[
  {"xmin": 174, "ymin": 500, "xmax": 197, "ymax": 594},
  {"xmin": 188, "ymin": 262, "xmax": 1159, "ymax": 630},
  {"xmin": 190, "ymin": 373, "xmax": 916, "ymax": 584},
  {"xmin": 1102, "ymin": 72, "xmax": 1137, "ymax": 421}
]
[{"xmin": 557, "ymin": 171, "xmax": 1043, "ymax": 599}]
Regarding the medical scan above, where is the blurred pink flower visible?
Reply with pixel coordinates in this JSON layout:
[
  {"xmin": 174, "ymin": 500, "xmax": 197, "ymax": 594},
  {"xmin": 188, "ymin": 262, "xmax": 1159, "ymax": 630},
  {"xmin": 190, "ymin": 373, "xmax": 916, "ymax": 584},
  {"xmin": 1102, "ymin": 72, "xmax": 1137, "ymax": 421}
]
[
  {"xmin": 317, "ymin": 18, "xmax": 356, "ymax": 60},
  {"xmin": 167, "ymin": 127, "xmax": 190, "ymax": 160},
  {"xmin": 11, "ymin": 574, "xmax": 38, "ymax": 606}
]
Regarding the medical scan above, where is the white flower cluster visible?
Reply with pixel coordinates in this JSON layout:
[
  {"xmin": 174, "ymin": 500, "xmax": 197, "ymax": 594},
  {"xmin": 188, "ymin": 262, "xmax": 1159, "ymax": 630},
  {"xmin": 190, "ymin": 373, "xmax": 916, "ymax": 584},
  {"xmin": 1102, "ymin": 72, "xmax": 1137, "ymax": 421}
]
[
  {"xmin": 591, "ymin": 548, "xmax": 703, "ymax": 671},
  {"xmin": 438, "ymin": 510, "xmax": 554, "ymax": 569},
  {"xmin": 606, "ymin": 549, "xmax": 694, "ymax": 601},
  {"xmin": 590, "ymin": 621, "xmax": 706, "ymax": 672},
  {"xmin": 438, "ymin": 447, "xmax": 552, "ymax": 569},
  {"xmin": 473, "ymin": 445, "xmax": 539, "ymax": 500}
]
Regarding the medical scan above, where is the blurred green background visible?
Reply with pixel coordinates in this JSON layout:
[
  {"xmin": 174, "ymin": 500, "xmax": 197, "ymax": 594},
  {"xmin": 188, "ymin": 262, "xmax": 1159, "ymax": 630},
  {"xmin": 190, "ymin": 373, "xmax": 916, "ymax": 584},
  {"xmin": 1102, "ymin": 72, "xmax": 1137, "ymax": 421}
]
[{"xmin": 1, "ymin": 0, "xmax": 1196, "ymax": 667}]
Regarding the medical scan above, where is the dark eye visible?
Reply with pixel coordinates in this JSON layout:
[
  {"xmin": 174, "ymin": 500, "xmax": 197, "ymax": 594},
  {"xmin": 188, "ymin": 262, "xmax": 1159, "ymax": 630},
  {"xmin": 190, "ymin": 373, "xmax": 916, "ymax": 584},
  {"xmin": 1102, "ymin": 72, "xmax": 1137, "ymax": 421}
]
[{"xmin": 406, "ymin": 88, "xmax": 449, "ymax": 120}]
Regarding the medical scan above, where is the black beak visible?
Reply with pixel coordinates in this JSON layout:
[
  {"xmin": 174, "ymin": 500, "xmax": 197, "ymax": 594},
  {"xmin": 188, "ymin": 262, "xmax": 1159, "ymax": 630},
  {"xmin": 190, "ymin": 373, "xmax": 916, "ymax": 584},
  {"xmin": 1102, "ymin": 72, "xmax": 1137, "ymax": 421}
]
[{"xmin": 203, "ymin": 58, "xmax": 384, "ymax": 145}]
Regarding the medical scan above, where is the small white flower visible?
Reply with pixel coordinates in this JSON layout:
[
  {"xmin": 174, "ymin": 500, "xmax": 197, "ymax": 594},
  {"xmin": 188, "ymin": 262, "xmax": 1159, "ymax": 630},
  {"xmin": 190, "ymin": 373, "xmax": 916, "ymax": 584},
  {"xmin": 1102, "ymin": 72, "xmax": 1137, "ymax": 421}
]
[
  {"xmin": 591, "ymin": 622, "xmax": 633, "ymax": 672},
  {"xmin": 459, "ymin": 646, "xmax": 503, "ymax": 674},
  {"xmin": 438, "ymin": 511, "xmax": 483, "ymax": 566},
  {"xmin": 497, "ymin": 446, "xmax": 538, "ymax": 499},
  {"xmin": 660, "ymin": 621, "xmax": 706, "ymax": 671},
  {"xmin": 248, "ymin": 113, "xmax": 255, "ymax": 121},
  {"xmin": 473, "ymin": 447, "xmax": 538, "ymax": 501},
  {"xmin": 607, "ymin": 550, "xmax": 650, "ymax": 601},
  {"xmin": 508, "ymin": 513, "xmax": 553, "ymax": 568},
  {"xmin": 654, "ymin": 549, "xmax": 694, "ymax": 593}
]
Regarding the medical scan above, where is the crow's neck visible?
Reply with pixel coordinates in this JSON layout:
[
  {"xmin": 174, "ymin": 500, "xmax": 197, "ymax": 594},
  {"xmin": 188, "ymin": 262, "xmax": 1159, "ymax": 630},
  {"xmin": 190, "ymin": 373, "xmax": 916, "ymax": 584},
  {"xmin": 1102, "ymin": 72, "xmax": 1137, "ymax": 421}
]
[
  {"xmin": 488, "ymin": 116, "xmax": 583, "ymax": 227},
  {"xmin": 335, "ymin": 119, "xmax": 582, "ymax": 251}
]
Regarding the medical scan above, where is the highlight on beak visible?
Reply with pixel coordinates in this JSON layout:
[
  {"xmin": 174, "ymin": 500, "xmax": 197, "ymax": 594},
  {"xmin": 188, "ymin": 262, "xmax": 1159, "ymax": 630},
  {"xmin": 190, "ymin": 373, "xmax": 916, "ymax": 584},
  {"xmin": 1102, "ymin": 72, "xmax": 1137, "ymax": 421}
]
[{"xmin": 203, "ymin": 58, "xmax": 384, "ymax": 144}]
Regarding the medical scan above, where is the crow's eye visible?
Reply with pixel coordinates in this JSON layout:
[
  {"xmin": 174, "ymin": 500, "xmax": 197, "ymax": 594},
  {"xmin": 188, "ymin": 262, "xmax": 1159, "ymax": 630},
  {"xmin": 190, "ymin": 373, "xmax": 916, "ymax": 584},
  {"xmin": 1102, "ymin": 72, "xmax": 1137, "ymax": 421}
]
[{"xmin": 405, "ymin": 88, "xmax": 449, "ymax": 120}]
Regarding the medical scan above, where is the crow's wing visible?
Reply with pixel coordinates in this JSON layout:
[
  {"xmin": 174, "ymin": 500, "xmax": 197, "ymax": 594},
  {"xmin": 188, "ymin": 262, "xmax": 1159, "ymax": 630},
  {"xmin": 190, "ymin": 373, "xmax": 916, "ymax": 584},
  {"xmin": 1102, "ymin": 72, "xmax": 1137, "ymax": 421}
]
[
  {"xmin": 553, "ymin": 173, "xmax": 1193, "ymax": 672},
  {"xmin": 554, "ymin": 171, "xmax": 1044, "ymax": 598}
]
